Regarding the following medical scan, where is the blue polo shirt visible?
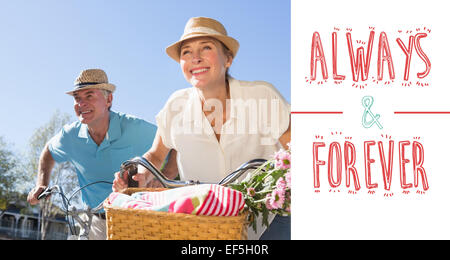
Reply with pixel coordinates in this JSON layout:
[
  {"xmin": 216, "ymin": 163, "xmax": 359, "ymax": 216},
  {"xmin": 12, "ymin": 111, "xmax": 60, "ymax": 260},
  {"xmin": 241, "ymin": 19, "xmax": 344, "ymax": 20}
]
[{"xmin": 47, "ymin": 111, "xmax": 157, "ymax": 208}]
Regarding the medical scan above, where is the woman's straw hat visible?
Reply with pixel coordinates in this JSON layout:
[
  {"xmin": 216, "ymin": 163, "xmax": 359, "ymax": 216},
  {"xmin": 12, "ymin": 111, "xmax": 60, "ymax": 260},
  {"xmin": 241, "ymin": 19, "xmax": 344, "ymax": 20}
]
[
  {"xmin": 66, "ymin": 69, "xmax": 116, "ymax": 95},
  {"xmin": 166, "ymin": 17, "xmax": 240, "ymax": 63}
]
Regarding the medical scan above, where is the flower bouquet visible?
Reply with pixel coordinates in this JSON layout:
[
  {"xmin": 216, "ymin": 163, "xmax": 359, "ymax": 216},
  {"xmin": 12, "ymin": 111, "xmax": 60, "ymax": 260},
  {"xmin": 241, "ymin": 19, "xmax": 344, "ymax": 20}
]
[{"xmin": 228, "ymin": 145, "xmax": 291, "ymax": 232}]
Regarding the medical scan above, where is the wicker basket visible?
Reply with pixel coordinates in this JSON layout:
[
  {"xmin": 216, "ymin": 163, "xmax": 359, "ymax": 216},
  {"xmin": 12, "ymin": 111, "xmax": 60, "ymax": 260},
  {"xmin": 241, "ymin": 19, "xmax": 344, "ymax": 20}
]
[{"xmin": 104, "ymin": 188, "xmax": 248, "ymax": 240}]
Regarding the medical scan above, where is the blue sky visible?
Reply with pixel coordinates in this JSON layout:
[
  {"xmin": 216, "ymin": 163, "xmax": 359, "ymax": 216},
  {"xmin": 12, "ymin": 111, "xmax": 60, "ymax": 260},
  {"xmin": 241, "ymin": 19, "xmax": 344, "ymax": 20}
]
[{"xmin": 0, "ymin": 0, "xmax": 290, "ymax": 153}]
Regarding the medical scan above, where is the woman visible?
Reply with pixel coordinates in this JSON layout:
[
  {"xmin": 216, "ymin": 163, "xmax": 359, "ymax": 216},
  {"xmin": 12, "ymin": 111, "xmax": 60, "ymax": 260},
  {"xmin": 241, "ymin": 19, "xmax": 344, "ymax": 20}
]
[{"xmin": 113, "ymin": 17, "xmax": 291, "ymax": 239}]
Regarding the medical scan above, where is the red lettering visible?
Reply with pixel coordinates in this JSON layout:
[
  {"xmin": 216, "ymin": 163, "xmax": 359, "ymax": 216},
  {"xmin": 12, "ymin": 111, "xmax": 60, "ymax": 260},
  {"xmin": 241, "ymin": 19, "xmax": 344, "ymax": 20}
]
[
  {"xmin": 328, "ymin": 142, "xmax": 342, "ymax": 188},
  {"xmin": 332, "ymin": 32, "xmax": 346, "ymax": 80},
  {"xmin": 364, "ymin": 141, "xmax": 378, "ymax": 189},
  {"xmin": 399, "ymin": 141, "xmax": 413, "ymax": 189},
  {"xmin": 312, "ymin": 140, "xmax": 429, "ymax": 192},
  {"xmin": 346, "ymin": 31, "xmax": 375, "ymax": 82},
  {"xmin": 309, "ymin": 30, "xmax": 430, "ymax": 84},
  {"xmin": 412, "ymin": 141, "xmax": 429, "ymax": 191},
  {"xmin": 378, "ymin": 140, "xmax": 394, "ymax": 191},
  {"xmin": 377, "ymin": 32, "xmax": 395, "ymax": 81},
  {"xmin": 414, "ymin": 33, "xmax": 431, "ymax": 79},
  {"xmin": 313, "ymin": 142, "xmax": 326, "ymax": 188},
  {"xmin": 344, "ymin": 141, "xmax": 360, "ymax": 190},
  {"xmin": 396, "ymin": 35, "xmax": 415, "ymax": 81},
  {"xmin": 310, "ymin": 32, "xmax": 328, "ymax": 81}
]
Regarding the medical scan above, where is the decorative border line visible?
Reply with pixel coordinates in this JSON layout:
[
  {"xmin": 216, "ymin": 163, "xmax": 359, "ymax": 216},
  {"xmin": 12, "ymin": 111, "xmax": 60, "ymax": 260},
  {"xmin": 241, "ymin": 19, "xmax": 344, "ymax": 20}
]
[
  {"xmin": 291, "ymin": 111, "xmax": 343, "ymax": 114},
  {"xmin": 394, "ymin": 112, "xmax": 450, "ymax": 114}
]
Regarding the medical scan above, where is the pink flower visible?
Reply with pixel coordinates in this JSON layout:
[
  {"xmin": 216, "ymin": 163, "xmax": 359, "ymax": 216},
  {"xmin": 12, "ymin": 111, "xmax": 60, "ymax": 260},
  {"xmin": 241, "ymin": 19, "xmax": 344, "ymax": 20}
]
[
  {"xmin": 285, "ymin": 171, "xmax": 291, "ymax": 189},
  {"xmin": 276, "ymin": 178, "xmax": 286, "ymax": 191},
  {"xmin": 247, "ymin": 187, "xmax": 256, "ymax": 197},
  {"xmin": 266, "ymin": 189, "xmax": 285, "ymax": 210},
  {"xmin": 265, "ymin": 197, "xmax": 273, "ymax": 210},
  {"xmin": 274, "ymin": 149, "xmax": 291, "ymax": 170}
]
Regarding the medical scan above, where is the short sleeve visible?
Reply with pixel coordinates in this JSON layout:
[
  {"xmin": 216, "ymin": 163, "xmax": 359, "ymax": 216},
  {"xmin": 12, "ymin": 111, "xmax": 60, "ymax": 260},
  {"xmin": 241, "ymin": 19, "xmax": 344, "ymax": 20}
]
[
  {"xmin": 155, "ymin": 99, "xmax": 174, "ymax": 150},
  {"xmin": 155, "ymin": 88, "xmax": 192, "ymax": 150},
  {"xmin": 47, "ymin": 129, "xmax": 69, "ymax": 163}
]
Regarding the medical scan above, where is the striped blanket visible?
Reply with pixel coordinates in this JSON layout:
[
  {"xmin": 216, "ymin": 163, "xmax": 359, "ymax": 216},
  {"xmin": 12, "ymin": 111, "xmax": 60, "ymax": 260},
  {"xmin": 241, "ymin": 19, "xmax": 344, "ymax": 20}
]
[{"xmin": 107, "ymin": 184, "xmax": 244, "ymax": 216}]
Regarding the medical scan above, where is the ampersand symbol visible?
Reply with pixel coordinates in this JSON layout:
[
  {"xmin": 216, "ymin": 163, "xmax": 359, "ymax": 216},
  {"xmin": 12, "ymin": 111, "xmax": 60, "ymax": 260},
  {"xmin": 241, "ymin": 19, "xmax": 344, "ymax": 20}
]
[{"xmin": 362, "ymin": 96, "xmax": 383, "ymax": 129}]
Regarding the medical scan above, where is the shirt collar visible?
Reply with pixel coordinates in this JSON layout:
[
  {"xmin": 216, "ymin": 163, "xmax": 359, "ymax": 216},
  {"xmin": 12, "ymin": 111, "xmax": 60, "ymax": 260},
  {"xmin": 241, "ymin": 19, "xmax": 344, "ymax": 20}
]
[
  {"xmin": 107, "ymin": 111, "xmax": 122, "ymax": 142},
  {"xmin": 78, "ymin": 123, "xmax": 89, "ymax": 140},
  {"xmin": 184, "ymin": 77, "xmax": 239, "ymax": 123},
  {"xmin": 183, "ymin": 89, "xmax": 203, "ymax": 123}
]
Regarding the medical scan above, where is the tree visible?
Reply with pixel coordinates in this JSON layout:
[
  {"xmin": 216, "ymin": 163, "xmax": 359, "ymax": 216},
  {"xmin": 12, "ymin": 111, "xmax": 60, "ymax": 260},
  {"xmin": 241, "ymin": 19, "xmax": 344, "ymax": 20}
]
[
  {"xmin": 0, "ymin": 136, "xmax": 20, "ymax": 218},
  {"xmin": 26, "ymin": 110, "xmax": 79, "ymax": 240}
]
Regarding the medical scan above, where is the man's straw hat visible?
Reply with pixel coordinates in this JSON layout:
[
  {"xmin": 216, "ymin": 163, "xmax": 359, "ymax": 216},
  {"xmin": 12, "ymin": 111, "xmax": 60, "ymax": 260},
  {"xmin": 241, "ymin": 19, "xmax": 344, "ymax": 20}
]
[
  {"xmin": 166, "ymin": 17, "xmax": 239, "ymax": 63},
  {"xmin": 66, "ymin": 69, "xmax": 116, "ymax": 95}
]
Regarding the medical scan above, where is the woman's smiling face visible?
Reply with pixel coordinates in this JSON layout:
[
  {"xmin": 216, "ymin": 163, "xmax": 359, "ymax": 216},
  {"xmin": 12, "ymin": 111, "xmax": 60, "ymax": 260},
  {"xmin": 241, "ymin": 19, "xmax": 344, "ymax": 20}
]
[{"xmin": 179, "ymin": 37, "xmax": 232, "ymax": 89}]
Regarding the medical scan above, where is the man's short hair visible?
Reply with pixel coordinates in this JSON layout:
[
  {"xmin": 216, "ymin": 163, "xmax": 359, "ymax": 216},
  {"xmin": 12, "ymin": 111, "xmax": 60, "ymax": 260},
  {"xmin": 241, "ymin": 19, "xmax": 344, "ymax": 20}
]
[{"xmin": 100, "ymin": 89, "xmax": 112, "ymax": 111}]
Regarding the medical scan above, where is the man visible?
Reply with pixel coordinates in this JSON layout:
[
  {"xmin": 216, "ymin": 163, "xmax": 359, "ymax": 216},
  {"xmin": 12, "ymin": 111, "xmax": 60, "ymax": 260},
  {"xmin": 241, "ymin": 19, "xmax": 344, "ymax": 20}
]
[{"xmin": 27, "ymin": 69, "xmax": 167, "ymax": 239}]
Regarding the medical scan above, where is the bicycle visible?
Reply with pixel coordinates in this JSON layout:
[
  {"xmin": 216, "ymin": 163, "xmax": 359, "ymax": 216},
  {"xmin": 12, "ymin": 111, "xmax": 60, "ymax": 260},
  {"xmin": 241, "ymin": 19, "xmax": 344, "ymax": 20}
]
[
  {"xmin": 37, "ymin": 181, "xmax": 113, "ymax": 240},
  {"xmin": 39, "ymin": 157, "xmax": 266, "ymax": 240}
]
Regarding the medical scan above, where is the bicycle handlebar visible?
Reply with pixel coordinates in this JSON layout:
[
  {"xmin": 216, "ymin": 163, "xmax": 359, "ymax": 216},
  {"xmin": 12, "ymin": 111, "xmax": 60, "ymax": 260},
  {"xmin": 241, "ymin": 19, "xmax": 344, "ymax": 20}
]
[
  {"xmin": 119, "ymin": 156, "xmax": 267, "ymax": 188},
  {"xmin": 36, "ymin": 181, "xmax": 113, "ymax": 239},
  {"xmin": 37, "ymin": 186, "xmax": 59, "ymax": 200},
  {"xmin": 35, "ymin": 158, "xmax": 266, "ymax": 239}
]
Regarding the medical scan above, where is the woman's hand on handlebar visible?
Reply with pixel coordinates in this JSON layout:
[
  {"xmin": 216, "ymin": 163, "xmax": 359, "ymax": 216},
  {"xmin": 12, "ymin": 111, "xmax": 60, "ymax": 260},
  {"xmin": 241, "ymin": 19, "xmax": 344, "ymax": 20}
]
[
  {"xmin": 112, "ymin": 170, "xmax": 162, "ymax": 192},
  {"xmin": 113, "ymin": 170, "xmax": 129, "ymax": 192}
]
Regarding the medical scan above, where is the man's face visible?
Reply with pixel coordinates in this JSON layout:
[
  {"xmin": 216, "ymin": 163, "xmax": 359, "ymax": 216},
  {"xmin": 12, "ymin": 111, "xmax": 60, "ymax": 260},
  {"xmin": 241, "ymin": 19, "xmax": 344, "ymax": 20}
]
[{"xmin": 72, "ymin": 88, "xmax": 111, "ymax": 125}]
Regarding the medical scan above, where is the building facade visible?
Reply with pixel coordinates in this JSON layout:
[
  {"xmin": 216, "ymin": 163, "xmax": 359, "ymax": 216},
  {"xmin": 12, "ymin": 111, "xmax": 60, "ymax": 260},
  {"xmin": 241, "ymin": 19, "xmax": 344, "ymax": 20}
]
[{"xmin": 0, "ymin": 205, "xmax": 67, "ymax": 240}]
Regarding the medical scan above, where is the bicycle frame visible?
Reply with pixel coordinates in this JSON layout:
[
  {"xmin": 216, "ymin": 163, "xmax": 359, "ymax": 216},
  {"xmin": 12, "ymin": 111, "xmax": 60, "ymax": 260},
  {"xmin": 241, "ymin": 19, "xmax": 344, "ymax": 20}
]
[{"xmin": 37, "ymin": 181, "xmax": 112, "ymax": 240}]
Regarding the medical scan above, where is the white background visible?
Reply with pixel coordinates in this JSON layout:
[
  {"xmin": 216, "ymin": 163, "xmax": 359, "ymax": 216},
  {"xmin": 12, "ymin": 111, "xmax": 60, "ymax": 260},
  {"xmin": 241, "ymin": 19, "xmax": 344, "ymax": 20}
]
[{"xmin": 291, "ymin": 0, "xmax": 450, "ymax": 239}]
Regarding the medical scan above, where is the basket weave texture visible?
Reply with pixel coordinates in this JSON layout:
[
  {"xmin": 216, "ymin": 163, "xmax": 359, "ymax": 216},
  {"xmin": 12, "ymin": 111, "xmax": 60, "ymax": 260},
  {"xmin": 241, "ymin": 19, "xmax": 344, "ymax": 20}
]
[{"xmin": 104, "ymin": 188, "xmax": 248, "ymax": 240}]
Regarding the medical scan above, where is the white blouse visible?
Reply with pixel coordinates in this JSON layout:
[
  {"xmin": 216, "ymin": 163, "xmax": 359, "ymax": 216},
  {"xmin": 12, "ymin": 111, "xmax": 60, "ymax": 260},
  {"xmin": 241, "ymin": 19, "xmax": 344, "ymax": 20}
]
[{"xmin": 156, "ymin": 77, "xmax": 291, "ymax": 183}]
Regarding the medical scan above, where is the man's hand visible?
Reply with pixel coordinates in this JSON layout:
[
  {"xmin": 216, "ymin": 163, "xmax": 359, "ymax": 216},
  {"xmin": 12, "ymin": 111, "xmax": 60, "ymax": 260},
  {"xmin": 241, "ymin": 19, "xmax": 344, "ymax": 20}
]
[
  {"xmin": 28, "ymin": 144, "xmax": 55, "ymax": 205},
  {"xmin": 27, "ymin": 185, "xmax": 48, "ymax": 205}
]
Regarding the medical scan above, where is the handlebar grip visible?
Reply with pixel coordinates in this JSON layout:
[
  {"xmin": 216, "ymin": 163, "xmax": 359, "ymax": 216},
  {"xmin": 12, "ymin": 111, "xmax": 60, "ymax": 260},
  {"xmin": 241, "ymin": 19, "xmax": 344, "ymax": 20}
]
[
  {"xmin": 37, "ymin": 193, "xmax": 45, "ymax": 200},
  {"xmin": 121, "ymin": 164, "xmax": 139, "ymax": 188},
  {"xmin": 37, "ymin": 188, "xmax": 50, "ymax": 200},
  {"xmin": 128, "ymin": 165, "xmax": 139, "ymax": 188}
]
